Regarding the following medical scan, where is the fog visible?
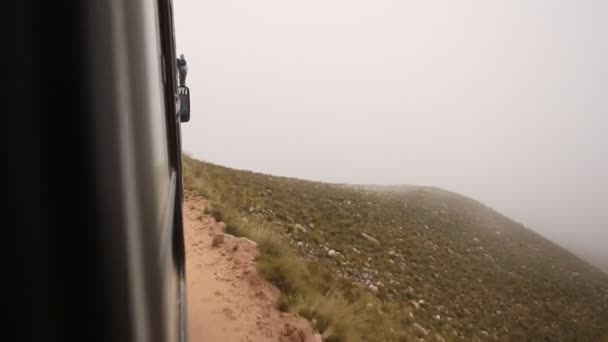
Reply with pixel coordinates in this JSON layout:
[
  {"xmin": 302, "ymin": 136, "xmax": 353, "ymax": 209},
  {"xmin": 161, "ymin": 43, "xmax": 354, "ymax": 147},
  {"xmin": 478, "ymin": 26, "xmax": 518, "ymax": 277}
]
[{"xmin": 174, "ymin": 0, "xmax": 608, "ymax": 271}]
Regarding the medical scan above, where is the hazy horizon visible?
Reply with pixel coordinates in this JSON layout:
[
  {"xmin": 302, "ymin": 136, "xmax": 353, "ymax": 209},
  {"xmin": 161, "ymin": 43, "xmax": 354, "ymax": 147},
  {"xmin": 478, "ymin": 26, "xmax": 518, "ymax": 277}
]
[{"xmin": 174, "ymin": 0, "xmax": 608, "ymax": 271}]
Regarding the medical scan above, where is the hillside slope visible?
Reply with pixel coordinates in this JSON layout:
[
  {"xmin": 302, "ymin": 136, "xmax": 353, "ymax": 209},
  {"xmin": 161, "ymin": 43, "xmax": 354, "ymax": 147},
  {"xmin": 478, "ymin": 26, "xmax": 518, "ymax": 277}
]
[{"xmin": 184, "ymin": 156, "xmax": 608, "ymax": 341}]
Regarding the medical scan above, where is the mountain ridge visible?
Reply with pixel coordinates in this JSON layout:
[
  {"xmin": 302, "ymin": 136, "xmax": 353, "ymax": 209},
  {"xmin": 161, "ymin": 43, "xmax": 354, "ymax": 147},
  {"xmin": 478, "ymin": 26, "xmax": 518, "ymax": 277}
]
[{"xmin": 184, "ymin": 156, "xmax": 608, "ymax": 341}]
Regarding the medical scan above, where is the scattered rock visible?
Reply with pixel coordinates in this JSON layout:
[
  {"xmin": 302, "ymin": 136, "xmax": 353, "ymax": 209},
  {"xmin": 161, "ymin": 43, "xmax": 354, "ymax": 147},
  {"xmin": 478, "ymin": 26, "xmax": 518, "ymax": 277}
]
[
  {"xmin": 410, "ymin": 300, "xmax": 421, "ymax": 310},
  {"xmin": 473, "ymin": 237, "xmax": 480, "ymax": 243},
  {"xmin": 240, "ymin": 216, "xmax": 249, "ymax": 224},
  {"xmin": 368, "ymin": 284, "xmax": 379, "ymax": 292},
  {"xmin": 361, "ymin": 232, "xmax": 381, "ymax": 245},
  {"xmin": 296, "ymin": 241, "xmax": 304, "ymax": 247},
  {"xmin": 328, "ymin": 250, "xmax": 338, "ymax": 257},
  {"xmin": 412, "ymin": 323, "xmax": 428, "ymax": 337},
  {"xmin": 294, "ymin": 224, "xmax": 307, "ymax": 233},
  {"xmin": 435, "ymin": 333, "xmax": 446, "ymax": 342}
]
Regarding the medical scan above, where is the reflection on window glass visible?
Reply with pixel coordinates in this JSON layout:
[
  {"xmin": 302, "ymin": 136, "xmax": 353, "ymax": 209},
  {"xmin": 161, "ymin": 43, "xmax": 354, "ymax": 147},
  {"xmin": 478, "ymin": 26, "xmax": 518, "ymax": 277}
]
[{"xmin": 139, "ymin": 0, "xmax": 170, "ymax": 220}]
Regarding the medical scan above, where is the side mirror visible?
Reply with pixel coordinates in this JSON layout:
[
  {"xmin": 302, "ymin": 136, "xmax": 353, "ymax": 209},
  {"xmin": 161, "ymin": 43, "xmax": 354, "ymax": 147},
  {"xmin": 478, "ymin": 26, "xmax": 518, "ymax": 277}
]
[{"xmin": 178, "ymin": 86, "xmax": 190, "ymax": 122}]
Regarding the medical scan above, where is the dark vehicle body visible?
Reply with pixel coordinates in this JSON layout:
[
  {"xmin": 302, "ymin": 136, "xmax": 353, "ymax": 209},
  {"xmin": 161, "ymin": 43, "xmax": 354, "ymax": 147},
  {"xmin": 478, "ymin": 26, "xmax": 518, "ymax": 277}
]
[{"xmin": 2, "ymin": 1, "xmax": 189, "ymax": 341}]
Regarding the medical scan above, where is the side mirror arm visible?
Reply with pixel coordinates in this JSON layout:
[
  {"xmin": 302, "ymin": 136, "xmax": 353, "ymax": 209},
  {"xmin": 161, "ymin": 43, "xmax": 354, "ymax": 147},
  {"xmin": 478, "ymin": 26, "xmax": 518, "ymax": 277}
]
[{"xmin": 178, "ymin": 86, "xmax": 190, "ymax": 122}]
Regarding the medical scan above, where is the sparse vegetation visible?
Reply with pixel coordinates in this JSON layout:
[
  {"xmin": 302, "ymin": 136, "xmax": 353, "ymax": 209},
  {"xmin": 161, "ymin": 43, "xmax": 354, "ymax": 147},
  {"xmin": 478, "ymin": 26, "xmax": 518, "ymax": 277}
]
[
  {"xmin": 202, "ymin": 197, "xmax": 391, "ymax": 341},
  {"xmin": 184, "ymin": 156, "xmax": 608, "ymax": 341}
]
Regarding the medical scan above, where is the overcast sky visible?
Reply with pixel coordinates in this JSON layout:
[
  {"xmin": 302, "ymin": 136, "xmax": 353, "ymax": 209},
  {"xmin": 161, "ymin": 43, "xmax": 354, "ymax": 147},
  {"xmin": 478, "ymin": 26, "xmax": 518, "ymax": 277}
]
[{"xmin": 174, "ymin": 0, "xmax": 608, "ymax": 270}]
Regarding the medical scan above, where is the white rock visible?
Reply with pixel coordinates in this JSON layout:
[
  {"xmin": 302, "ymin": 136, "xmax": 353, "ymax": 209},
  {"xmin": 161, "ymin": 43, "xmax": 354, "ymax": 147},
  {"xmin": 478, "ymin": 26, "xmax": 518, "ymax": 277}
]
[
  {"xmin": 361, "ymin": 232, "xmax": 381, "ymax": 245},
  {"xmin": 294, "ymin": 223, "xmax": 307, "ymax": 233},
  {"xmin": 412, "ymin": 323, "xmax": 428, "ymax": 337},
  {"xmin": 410, "ymin": 300, "xmax": 420, "ymax": 310},
  {"xmin": 368, "ymin": 284, "xmax": 379, "ymax": 292},
  {"xmin": 435, "ymin": 333, "xmax": 447, "ymax": 342},
  {"xmin": 328, "ymin": 250, "xmax": 338, "ymax": 257},
  {"xmin": 473, "ymin": 237, "xmax": 480, "ymax": 243}
]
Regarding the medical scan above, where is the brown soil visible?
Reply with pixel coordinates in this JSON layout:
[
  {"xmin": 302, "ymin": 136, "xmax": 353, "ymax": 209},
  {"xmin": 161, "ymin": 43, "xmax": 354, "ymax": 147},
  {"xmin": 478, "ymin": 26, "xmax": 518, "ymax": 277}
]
[{"xmin": 184, "ymin": 193, "xmax": 321, "ymax": 342}]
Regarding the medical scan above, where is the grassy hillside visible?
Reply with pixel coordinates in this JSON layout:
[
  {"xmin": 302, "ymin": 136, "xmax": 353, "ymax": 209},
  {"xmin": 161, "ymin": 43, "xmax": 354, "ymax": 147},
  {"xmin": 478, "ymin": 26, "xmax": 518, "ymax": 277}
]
[{"xmin": 183, "ymin": 156, "xmax": 608, "ymax": 341}]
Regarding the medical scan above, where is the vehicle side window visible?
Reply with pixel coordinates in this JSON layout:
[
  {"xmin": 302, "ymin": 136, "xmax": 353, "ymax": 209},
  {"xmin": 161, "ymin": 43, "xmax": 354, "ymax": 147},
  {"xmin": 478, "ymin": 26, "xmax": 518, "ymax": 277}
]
[
  {"xmin": 142, "ymin": 0, "xmax": 171, "ymax": 210},
  {"xmin": 125, "ymin": 0, "xmax": 171, "ymax": 226}
]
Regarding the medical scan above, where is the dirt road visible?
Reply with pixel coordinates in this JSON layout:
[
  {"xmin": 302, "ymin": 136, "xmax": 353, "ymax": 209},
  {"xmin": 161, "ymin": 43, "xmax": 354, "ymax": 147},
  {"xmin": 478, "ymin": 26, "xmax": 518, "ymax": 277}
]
[{"xmin": 184, "ymin": 194, "xmax": 320, "ymax": 342}]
